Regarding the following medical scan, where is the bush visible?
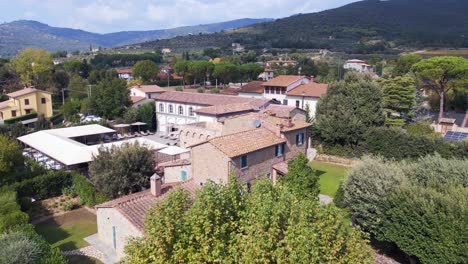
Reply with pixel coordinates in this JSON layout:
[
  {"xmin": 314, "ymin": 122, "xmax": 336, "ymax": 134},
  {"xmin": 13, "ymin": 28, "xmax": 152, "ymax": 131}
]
[
  {"xmin": 196, "ymin": 87, "xmax": 205, "ymax": 93},
  {"xmin": 210, "ymin": 88, "xmax": 220, "ymax": 94},
  {"xmin": 12, "ymin": 171, "xmax": 73, "ymax": 200},
  {"xmin": 71, "ymin": 173, "xmax": 107, "ymax": 206},
  {"xmin": 4, "ymin": 112, "xmax": 38, "ymax": 125},
  {"xmin": 0, "ymin": 231, "xmax": 42, "ymax": 264},
  {"xmin": 61, "ymin": 201, "xmax": 76, "ymax": 211},
  {"xmin": 333, "ymin": 182, "xmax": 346, "ymax": 208},
  {"xmin": 0, "ymin": 190, "xmax": 29, "ymax": 233}
]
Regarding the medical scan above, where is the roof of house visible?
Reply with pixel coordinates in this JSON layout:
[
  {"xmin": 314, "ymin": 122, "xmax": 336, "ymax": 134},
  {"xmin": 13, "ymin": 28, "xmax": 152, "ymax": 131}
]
[
  {"xmin": 261, "ymin": 104, "xmax": 302, "ymax": 118},
  {"xmin": 262, "ymin": 75, "xmax": 307, "ymax": 87},
  {"xmin": 239, "ymin": 81, "xmax": 265, "ymax": 94},
  {"xmin": 155, "ymin": 91, "xmax": 268, "ymax": 107},
  {"xmin": 208, "ymin": 128, "xmax": 286, "ymax": 158},
  {"xmin": 6, "ymin": 87, "xmax": 51, "ymax": 98},
  {"xmin": 286, "ymin": 82, "xmax": 328, "ymax": 97},
  {"xmin": 96, "ymin": 180, "xmax": 199, "ymax": 231},
  {"xmin": 158, "ymin": 146, "xmax": 190, "ymax": 156},
  {"xmin": 0, "ymin": 100, "xmax": 9, "ymax": 109},
  {"xmin": 346, "ymin": 59, "xmax": 366, "ymax": 63},
  {"xmin": 272, "ymin": 161, "xmax": 288, "ymax": 175},
  {"xmin": 130, "ymin": 85, "xmax": 165, "ymax": 93},
  {"xmin": 264, "ymin": 115, "xmax": 311, "ymax": 132},
  {"xmin": 130, "ymin": 96, "xmax": 146, "ymax": 104},
  {"xmin": 158, "ymin": 159, "xmax": 191, "ymax": 168},
  {"xmin": 220, "ymin": 87, "xmax": 239, "ymax": 96},
  {"xmin": 194, "ymin": 103, "xmax": 255, "ymax": 116},
  {"xmin": 116, "ymin": 68, "xmax": 132, "ymax": 74}
]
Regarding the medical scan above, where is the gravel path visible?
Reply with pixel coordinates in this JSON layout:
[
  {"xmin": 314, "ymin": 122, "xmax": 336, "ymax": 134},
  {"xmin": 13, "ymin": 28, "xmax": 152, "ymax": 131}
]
[{"xmin": 62, "ymin": 246, "xmax": 106, "ymax": 263}]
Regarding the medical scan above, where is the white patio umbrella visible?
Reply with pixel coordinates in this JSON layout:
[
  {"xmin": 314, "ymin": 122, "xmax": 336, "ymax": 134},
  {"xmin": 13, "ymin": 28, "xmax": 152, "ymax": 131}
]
[{"xmin": 131, "ymin": 122, "xmax": 147, "ymax": 132}]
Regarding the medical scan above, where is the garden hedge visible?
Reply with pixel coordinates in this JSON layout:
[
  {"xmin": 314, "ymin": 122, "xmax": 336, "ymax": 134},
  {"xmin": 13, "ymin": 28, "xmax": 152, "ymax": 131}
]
[
  {"xmin": 4, "ymin": 112, "xmax": 38, "ymax": 125},
  {"xmin": 71, "ymin": 173, "xmax": 108, "ymax": 206}
]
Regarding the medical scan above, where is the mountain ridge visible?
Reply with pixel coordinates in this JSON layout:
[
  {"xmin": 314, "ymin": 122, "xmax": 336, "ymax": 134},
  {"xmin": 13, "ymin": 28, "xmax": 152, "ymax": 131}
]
[{"xmin": 0, "ymin": 18, "xmax": 273, "ymax": 56}]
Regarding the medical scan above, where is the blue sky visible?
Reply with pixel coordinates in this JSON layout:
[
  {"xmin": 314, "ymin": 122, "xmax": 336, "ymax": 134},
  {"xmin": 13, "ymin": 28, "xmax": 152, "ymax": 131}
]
[{"xmin": 0, "ymin": 0, "xmax": 359, "ymax": 33}]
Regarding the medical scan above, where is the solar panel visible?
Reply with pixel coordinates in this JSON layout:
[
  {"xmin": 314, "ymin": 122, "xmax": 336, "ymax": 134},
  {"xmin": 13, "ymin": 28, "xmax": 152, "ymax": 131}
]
[{"xmin": 443, "ymin": 131, "xmax": 468, "ymax": 142}]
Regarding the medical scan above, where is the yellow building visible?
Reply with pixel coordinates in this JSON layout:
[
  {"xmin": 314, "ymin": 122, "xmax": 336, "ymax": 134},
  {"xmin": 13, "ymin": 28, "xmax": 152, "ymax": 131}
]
[{"xmin": 0, "ymin": 87, "xmax": 53, "ymax": 121}]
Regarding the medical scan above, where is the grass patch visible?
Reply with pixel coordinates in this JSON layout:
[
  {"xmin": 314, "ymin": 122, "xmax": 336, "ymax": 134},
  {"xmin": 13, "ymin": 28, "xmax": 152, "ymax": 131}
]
[
  {"xmin": 311, "ymin": 161, "xmax": 349, "ymax": 197},
  {"xmin": 35, "ymin": 208, "xmax": 97, "ymax": 251},
  {"xmin": 66, "ymin": 255, "xmax": 103, "ymax": 264}
]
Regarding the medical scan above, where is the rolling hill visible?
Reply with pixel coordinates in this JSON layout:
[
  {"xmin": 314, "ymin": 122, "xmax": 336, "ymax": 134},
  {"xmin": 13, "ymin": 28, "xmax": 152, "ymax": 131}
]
[
  {"xmin": 133, "ymin": 0, "xmax": 468, "ymax": 52},
  {"xmin": 0, "ymin": 18, "xmax": 272, "ymax": 57}
]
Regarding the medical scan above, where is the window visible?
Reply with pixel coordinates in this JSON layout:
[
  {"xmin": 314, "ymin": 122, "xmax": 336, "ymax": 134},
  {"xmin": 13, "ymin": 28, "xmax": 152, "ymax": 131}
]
[
  {"xmin": 283, "ymin": 99, "xmax": 288, "ymax": 105},
  {"xmin": 296, "ymin": 133, "xmax": 305, "ymax": 145},
  {"xmin": 169, "ymin": 104, "xmax": 174, "ymax": 113},
  {"xmin": 189, "ymin": 107, "xmax": 194, "ymax": 116},
  {"xmin": 275, "ymin": 143, "xmax": 285, "ymax": 157},
  {"xmin": 24, "ymin": 99, "xmax": 29, "ymax": 105},
  {"xmin": 148, "ymin": 94, "xmax": 152, "ymax": 99},
  {"xmin": 275, "ymin": 88, "xmax": 280, "ymax": 94},
  {"xmin": 25, "ymin": 109, "xmax": 32, "ymax": 114},
  {"xmin": 159, "ymin": 103, "xmax": 164, "ymax": 112},
  {"xmin": 240, "ymin": 155, "xmax": 248, "ymax": 169},
  {"xmin": 266, "ymin": 173, "xmax": 271, "ymax": 179},
  {"xmin": 296, "ymin": 100, "xmax": 300, "ymax": 108},
  {"xmin": 178, "ymin": 105, "xmax": 184, "ymax": 115},
  {"xmin": 11, "ymin": 110, "xmax": 16, "ymax": 117}
]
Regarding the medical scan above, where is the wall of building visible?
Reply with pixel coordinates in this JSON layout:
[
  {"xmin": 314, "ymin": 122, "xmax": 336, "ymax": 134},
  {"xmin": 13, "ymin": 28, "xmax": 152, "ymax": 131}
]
[
  {"xmin": 164, "ymin": 164, "xmax": 192, "ymax": 183},
  {"xmin": 221, "ymin": 114, "xmax": 257, "ymax": 135},
  {"xmin": 130, "ymin": 88, "xmax": 146, "ymax": 98},
  {"xmin": 96, "ymin": 208, "xmax": 143, "ymax": 260},
  {"xmin": 282, "ymin": 128, "xmax": 308, "ymax": 161},
  {"xmin": 0, "ymin": 92, "xmax": 52, "ymax": 120},
  {"xmin": 191, "ymin": 142, "xmax": 231, "ymax": 186},
  {"xmin": 230, "ymin": 145, "xmax": 284, "ymax": 184},
  {"xmin": 284, "ymin": 96, "xmax": 320, "ymax": 118},
  {"xmin": 179, "ymin": 124, "xmax": 221, "ymax": 148},
  {"xmin": 238, "ymin": 92, "xmax": 264, "ymax": 99},
  {"xmin": 155, "ymin": 101, "xmax": 203, "ymax": 133}
]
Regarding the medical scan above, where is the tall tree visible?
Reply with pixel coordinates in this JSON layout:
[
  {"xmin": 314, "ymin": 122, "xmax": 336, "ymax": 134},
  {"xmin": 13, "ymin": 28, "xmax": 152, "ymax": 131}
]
[
  {"xmin": 173, "ymin": 61, "xmax": 190, "ymax": 87},
  {"xmin": 0, "ymin": 135, "xmax": 24, "ymax": 184},
  {"xmin": 315, "ymin": 73, "xmax": 385, "ymax": 146},
  {"xmin": 282, "ymin": 153, "xmax": 319, "ymax": 199},
  {"xmin": 239, "ymin": 63, "xmax": 263, "ymax": 82},
  {"xmin": 412, "ymin": 56, "xmax": 468, "ymax": 121},
  {"xmin": 132, "ymin": 60, "xmax": 158, "ymax": 84},
  {"xmin": 377, "ymin": 76, "xmax": 417, "ymax": 126},
  {"xmin": 89, "ymin": 142, "xmax": 155, "ymax": 198},
  {"xmin": 10, "ymin": 48, "xmax": 53, "ymax": 89},
  {"xmin": 89, "ymin": 78, "xmax": 130, "ymax": 119},
  {"xmin": 212, "ymin": 62, "xmax": 239, "ymax": 85},
  {"xmin": 392, "ymin": 54, "xmax": 422, "ymax": 76}
]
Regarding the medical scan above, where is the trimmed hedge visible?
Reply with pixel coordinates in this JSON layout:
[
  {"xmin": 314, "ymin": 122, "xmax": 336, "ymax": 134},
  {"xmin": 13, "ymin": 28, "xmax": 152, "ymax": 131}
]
[
  {"xmin": 71, "ymin": 173, "xmax": 108, "ymax": 206},
  {"xmin": 4, "ymin": 112, "xmax": 38, "ymax": 125},
  {"xmin": 49, "ymin": 113, "xmax": 64, "ymax": 125},
  {"xmin": 11, "ymin": 171, "xmax": 72, "ymax": 200}
]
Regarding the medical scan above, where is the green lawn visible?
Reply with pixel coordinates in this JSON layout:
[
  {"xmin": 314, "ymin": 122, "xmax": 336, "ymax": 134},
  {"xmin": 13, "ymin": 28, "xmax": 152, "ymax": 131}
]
[
  {"xmin": 311, "ymin": 161, "xmax": 349, "ymax": 197},
  {"xmin": 35, "ymin": 208, "xmax": 97, "ymax": 251},
  {"xmin": 66, "ymin": 255, "xmax": 103, "ymax": 264}
]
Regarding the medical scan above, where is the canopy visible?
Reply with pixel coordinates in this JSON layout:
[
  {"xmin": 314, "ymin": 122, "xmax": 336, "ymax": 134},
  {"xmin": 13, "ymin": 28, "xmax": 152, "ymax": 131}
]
[
  {"xmin": 114, "ymin": 124, "xmax": 130, "ymax": 128},
  {"xmin": 131, "ymin": 122, "xmax": 147, "ymax": 126}
]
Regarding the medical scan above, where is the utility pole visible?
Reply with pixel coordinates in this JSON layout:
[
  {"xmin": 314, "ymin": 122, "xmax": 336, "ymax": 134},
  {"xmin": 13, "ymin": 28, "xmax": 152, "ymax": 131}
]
[{"xmin": 61, "ymin": 88, "xmax": 65, "ymax": 105}]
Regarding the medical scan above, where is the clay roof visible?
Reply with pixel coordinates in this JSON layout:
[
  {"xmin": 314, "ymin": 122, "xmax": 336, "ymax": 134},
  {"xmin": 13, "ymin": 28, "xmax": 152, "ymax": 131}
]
[
  {"xmin": 262, "ymin": 104, "xmax": 301, "ymax": 118},
  {"xmin": 194, "ymin": 103, "xmax": 255, "ymax": 116},
  {"xmin": 6, "ymin": 87, "xmax": 50, "ymax": 98},
  {"xmin": 220, "ymin": 88, "xmax": 239, "ymax": 96},
  {"xmin": 116, "ymin": 68, "xmax": 132, "ymax": 74},
  {"xmin": 273, "ymin": 161, "xmax": 288, "ymax": 175},
  {"xmin": 209, "ymin": 128, "xmax": 286, "ymax": 158},
  {"xmin": 96, "ymin": 180, "xmax": 199, "ymax": 232},
  {"xmin": 262, "ymin": 75, "xmax": 307, "ymax": 87},
  {"xmin": 0, "ymin": 100, "xmax": 9, "ymax": 109},
  {"xmin": 286, "ymin": 82, "xmax": 328, "ymax": 97},
  {"xmin": 239, "ymin": 81, "xmax": 265, "ymax": 94},
  {"xmin": 155, "ymin": 91, "xmax": 268, "ymax": 107},
  {"xmin": 131, "ymin": 85, "xmax": 165, "ymax": 93},
  {"xmin": 264, "ymin": 115, "xmax": 311, "ymax": 132},
  {"xmin": 130, "ymin": 96, "xmax": 146, "ymax": 104}
]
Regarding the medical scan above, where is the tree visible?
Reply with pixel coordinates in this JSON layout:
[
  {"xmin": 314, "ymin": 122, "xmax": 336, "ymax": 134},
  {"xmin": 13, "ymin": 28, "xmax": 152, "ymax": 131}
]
[
  {"xmin": 282, "ymin": 153, "xmax": 319, "ymax": 199},
  {"xmin": 51, "ymin": 70, "xmax": 69, "ymax": 90},
  {"xmin": 89, "ymin": 142, "xmax": 155, "ymax": 198},
  {"xmin": 89, "ymin": 78, "xmax": 130, "ymax": 119},
  {"xmin": 68, "ymin": 74, "xmax": 89, "ymax": 100},
  {"xmin": 0, "ymin": 135, "xmax": 24, "ymax": 184},
  {"xmin": 0, "ymin": 231, "xmax": 42, "ymax": 264},
  {"xmin": 187, "ymin": 61, "xmax": 214, "ymax": 86},
  {"xmin": 35, "ymin": 114, "xmax": 50, "ymax": 131},
  {"xmin": 377, "ymin": 76, "xmax": 417, "ymax": 126},
  {"xmin": 412, "ymin": 56, "xmax": 468, "ymax": 121},
  {"xmin": 315, "ymin": 73, "xmax": 385, "ymax": 146},
  {"xmin": 212, "ymin": 62, "xmax": 239, "ymax": 85},
  {"xmin": 10, "ymin": 48, "xmax": 54, "ymax": 89},
  {"xmin": 132, "ymin": 60, "xmax": 158, "ymax": 84},
  {"xmin": 88, "ymin": 69, "xmax": 118, "ymax": 85},
  {"xmin": 173, "ymin": 61, "xmax": 190, "ymax": 87},
  {"xmin": 392, "ymin": 54, "xmax": 421, "ymax": 76},
  {"xmin": 124, "ymin": 180, "xmax": 373, "ymax": 263},
  {"xmin": 239, "ymin": 63, "xmax": 263, "ymax": 82},
  {"xmin": 59, "ymin": 100, "xmax": 82, "ymax": 122}
]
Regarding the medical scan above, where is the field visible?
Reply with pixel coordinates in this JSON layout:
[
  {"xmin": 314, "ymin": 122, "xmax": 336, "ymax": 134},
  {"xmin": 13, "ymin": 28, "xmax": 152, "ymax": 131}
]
[
  {"xmin": 414, "ymin": 49, "xmax": 468, "ymax": 56},
  {"xmin": 311, "ymin": 161, "xmax": 349, "ymax": 197},
  {"xmin": 34, "ymin": 208, "xmax": 97, "ymax": 251}
]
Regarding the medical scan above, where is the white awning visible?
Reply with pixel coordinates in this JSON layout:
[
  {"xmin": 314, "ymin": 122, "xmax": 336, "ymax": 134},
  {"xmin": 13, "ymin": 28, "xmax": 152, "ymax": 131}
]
[{"xmin": 158, "ymin": 146, "xmax": 190, "ymax": 156}]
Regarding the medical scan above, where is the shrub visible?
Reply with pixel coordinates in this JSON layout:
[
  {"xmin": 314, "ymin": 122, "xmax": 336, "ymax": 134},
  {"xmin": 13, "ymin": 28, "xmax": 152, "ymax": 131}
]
[
  {"xmin": 0, "ymin": 231, "xmax": 42, "ymax": 264},
  {"xmin": 71, "ymin": 173, "xmax": 107, "ymax": 206},
  {"xmin": 0, "ymin": 190, "xmax": 29, "ymax": 233},
  {"xmin": 210, "ymin": 88, "xmax": 220, "ymax": 94},
  {"xmin": 196, "ymin": 87, "xmax": 205, "ymax": 93},
  {"xmin": 61, "ymin": 202, "xmax": 76, "ymax": 211},
  {"xmin": 12, "ymin": 171, "xmax": 73, "ymax": 200},
  {"xmin": 175, "ymin": 86, "xmax": 184, "ymax": 91},
  {"xmin": 4, "ymin": 112, "xmax": 38, "ymax": 125}
]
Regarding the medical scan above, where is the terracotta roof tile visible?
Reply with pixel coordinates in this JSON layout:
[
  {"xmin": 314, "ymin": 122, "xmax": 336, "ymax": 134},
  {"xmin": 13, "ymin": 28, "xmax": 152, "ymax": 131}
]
[
  {"xmin": 209, "ymin": 128, "xmax": 286, "ymax": 158},
  {"xmin": 262, "ymin": 75, "xmax": 307, "ymax": 87},
  {"xmin": 130, "ymin": 96, "xmax": 146, "ymax": 104},
  {"xmin": 262, "ymin": 104, "xmax": 300, "ymax": 118},
  {"xmin": 286, "ymin": 82, "xmax": 328, "ymax": 97},
  {"xmin": 96, "ymin": 180, "xmax": 199, "ymax": 232},
  {"xmin": 220, "ymin": 88, "xmax": 239, "ymax": 95},
  {"xmin": 155, "ymin": 91, "xmax": 268, "ymax": 107},
  {"xmin": 239, "ymin": 81, "xmax": 265, "ymax": 94},
  {"xmin": 273, "ymin": 161, "xmax": 288, "ymax": 175},
  {"xmin": 194, "ymin": 103, "xmax": 254, "ymax": 116},
  {"xmin": 116, "ymin": 68, "xmax": 132, "ymax": 74},
  {"xmin": 264, "ymin": 115, "xmax": 311, "ymax": 132},
  {"xmin": 6, "ymin": 87, "xmax": 50, "ymax": 98},
  {"xmin": 158, "ymin": 159, "xmax": 191, "ymax": 168},
  {"xmin": 131, "ymin": 85, "xmax": 166, "ymax": 93},
  {"xmin": 0, "ymin": 100, "xmax": 9, "ymax": 109}
]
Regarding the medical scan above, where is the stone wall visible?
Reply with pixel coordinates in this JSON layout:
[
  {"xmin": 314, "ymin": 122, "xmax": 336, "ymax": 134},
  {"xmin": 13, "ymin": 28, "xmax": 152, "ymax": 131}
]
[
  {"xmin": 191, "ymin": 142, "xmax": 231, "ymax": 185},
  {"xmin": 164, "ymin": 164, "xmax": 192, "ymax": 183},
  {"xmin": 314, "ymin": 154, "xmax": 361, "ymax": 167}
]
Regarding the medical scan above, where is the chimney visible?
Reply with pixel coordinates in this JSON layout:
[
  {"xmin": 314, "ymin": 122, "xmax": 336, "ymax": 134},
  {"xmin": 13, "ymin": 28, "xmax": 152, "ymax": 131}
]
[
  {"xmin": 150, "ymin": 174, "xmax": 162, "ymax": 197},
  {"xmin": 310, "ymin": 75, "xmax": 315, "ymax": 83}
]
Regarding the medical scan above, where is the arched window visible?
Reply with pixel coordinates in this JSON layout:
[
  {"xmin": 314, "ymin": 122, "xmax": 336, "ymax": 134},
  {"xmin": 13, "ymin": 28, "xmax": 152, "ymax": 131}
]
[
  {"xmin": 199, "ymin": 134, "xmax": 204, "ymax": 139},
  {"xmin": 188, "ymin": 107, "xmax": 194, "ymax": 116},
  {"xmin": 159, "ymin": 103, "xmax": 164, "ymax": 112},
  {"xmin": 169, "ymin": 104, "xmax": 174, "ymax": 113},
  {"xmin": 178, "ymin": 106, "xmax": 184, "ymax": 115}
]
